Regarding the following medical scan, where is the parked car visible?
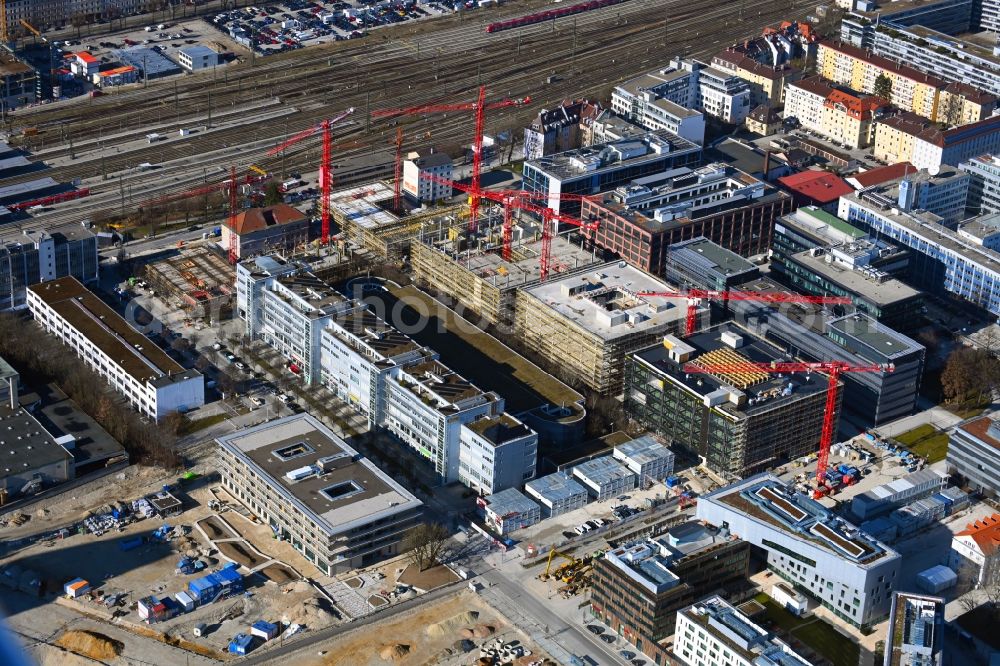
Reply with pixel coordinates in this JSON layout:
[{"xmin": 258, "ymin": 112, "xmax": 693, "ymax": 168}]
[{"xmin": 250, "ymin": 396, "xmax": 265, "ymax": 406}]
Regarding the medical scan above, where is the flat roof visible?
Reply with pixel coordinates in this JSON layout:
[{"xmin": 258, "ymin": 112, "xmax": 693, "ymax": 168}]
[
  {"xmin": 26, "ymin": 382, "xmax": 127, "ymax": 469},
  {"xmin": 789, "ymin": 249, "xmax": 921, "ymax": 305},
  {"xmin": 330, "ymin": 181, "xmax": 398, "ymax": 230},
  {"xmin": 217, "ymin": 414, "xmax": 421, "ymax": 536},
  {"xmin": 178, "ymin": 45, "xmax": 218, "ymax": 59},
  {"xmin": 704, "ymin": 474, "xmax": 895, "ymax": 565},
  {"xmin": 525, "ymin": 472, "xmax": 588, "ymax": 503},
  {"xmin": 28, "ymin": 277, "xmax": 199, "ymax": 388},
  {"xmin": 397, "ymin": 359, "xmax": 492, "ymax": 411},
  {"xmin": 328, "ymin": 309, "xmax": 420, "ymax": 361},
  {"xmin": 271, "ymin": 272, "xmax": 350, "ymax": 318},
  {"xmin": 0, "ymin": 177, "xmax": 61, "ymax": 204},
  {"xmin": 524, "ymin": 130, "xmax": 700, "ymax": 182},
  {"xmin": 521, "ymin": 262, "xmax": 688, "ymax": 341},
  {"xmin": 668, "ymin": 237, "xmax": 757, "ymax": 278},
  {"xmin": 0, "ymin": 406, "xmax": 70, "ymax": 478},
  {"xmin": 632, "ymin": 324, "xmax": 830, "ymax": 418},
  {"xmin": 682, "ymin": 596, "xmax": 811, "ymax": 666},
  {"xmin": 778, "ymin": 170, "xmax": 854, "ymax": 204},
  {"xmin": 779, "ymin": 206, "xmax": 866, "ymax": 243},
  {"xmin": 113, "ymin": 47, "xmax": 182, "ymax": 77},
  {"xmin": 845, "ymin": 190, "xmax": 1000, "ymax": 274},
  {"xmin": 707, "ymin": 138, "xmax": 787, "ymax": 176},
  {"xmin": 464, "ymin": 413, "xmax": 532, "ymax": 446},
  {"xmin": 484, "ymin": 487, "xmax": 538, "ymax": 517},
  {"xmin": 615, "ymin": 434, "xmax": 673, "ymax": 466},
  {"xmin": 826, "ymin": 313, "xmax": 924, "ymax": 360},
  {"xmin": 573, "ymin": 456, "xmax": 634, "ymax": 486}
]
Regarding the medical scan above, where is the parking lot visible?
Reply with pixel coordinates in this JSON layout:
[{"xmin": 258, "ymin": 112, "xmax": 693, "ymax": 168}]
[{"xmin": 208, "ymin": 0, "xmax": 456, "ymax": 55}]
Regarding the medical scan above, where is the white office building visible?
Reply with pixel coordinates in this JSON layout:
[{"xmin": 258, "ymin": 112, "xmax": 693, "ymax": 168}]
[
  {"xmin": 402, "ymin": 150, "xmax": 453, "ymax": 203},
  {"xmin": 175, "ymin": 45, "xmax": 219, "ymax": 72},
  {"xmin": 27, "ymin": 277, "xmax": 204, "ymax": 422},
  {"xmin": 674, "ymin": 596, "xmax": 811, "ymax": 666},
  {"xmin": 960, "ymin": 154, "xmax": 1000, "ymax": 215},
  {"xmin": 320, "ymin": 308, "xmax": 432, "ymax": 427},
  {"xmin": 236, "ymin": 256, "xmax": 359, "ymax": 385},
  {"xmin": 697, "ymin": 474, "xmax": 902, "ymax": 629},
  {"xmin": 613, "ymin": 57, "xmax": 750, "ymax": 129},
  {"xmin": 839, "ymin": 190, "xmax": 1000, "ymax": 316},
  {"xmin": 458, "ymin": 413, "xmax": 537, "ymax": 495}
]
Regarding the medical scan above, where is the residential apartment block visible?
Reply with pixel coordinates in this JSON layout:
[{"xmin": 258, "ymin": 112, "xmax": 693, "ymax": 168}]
[
  {"xmin": 783, "ymin": 76, "xmax": 889, "ymax": 149},
  {"xmin": 523, "ymin": 99, "xmax": 603, "ymax": 160},
  {"xmin": 698, "ymin": 475, "xmax": 902, "ymax": 629},
  {"xmin": 673, "ymin": 596, "xmax": 811, "ymax": 666},
  {"xmin": 521, "ymin": 130, "xmax": 702, "ymax": 215},
  {"xmin": 610, "ymin": 72, "xmax": 705, "ymax": 145},
  {"xmin": 711, "ymin": 48, "xmax": 802, "ymax": 107},
  {"xmin": 27, "ymin": 277, "xmax": 204, "ymax": 421},
  {"xmin": 589, "ymin": 522, "xmax": 751, "ymax": 663},
  {"xmin": 216, "ymin": 414, "xmax": 423, "ymax": 576},
  {"xmin": 402, "ymin": 150, "xmax": 453, "ymax": 203},
  {"xmin": 873, "ymin": 112, "xmax": 1000, "ymax": 171},
  {"xmin": 816, "ymin": 39, "xmax": 994, "ymax": 124},
  {"xmin": 0, "ymin": 225, "xmax": 98, "ymax": 311},
  {"xmin": 580, "ymin": 164, "xmax": 792, "ymax": 273},
  {"xmin": 624, "ymin": 326, "xmax": 833, "ymax": 479}
]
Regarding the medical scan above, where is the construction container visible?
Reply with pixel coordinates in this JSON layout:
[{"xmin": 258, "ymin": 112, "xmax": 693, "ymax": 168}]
[
  {"xmin": 64, "ymin": 578, "xmax": 90, "ymax": 598},
  {"xmin": 916, "ymin": 565, "xmax": 957, "ymax": 594},
  {"xmin": 228, "ymin": 633, "xmax": 253, "ymax": 655},
  {"xmin": 119, "ymin": 536, "xmax": 144, "ymax": 552},
  {"xmin": 250, "ymin": 620, "xmax": 278, "ymax": 641},
  {"xmin": 175, "ymin": 591, "xmax": 195, "ymax": 612},
  {"xmin": 138, "ymin": 596, "xmax": 168, "ymax": 621},
  {"xmin": 188, "ymin": 564, "xmax": 243, "ymax": 604},
  {"xmin": 193, "ymin": 623, "xmax": 208, "ymax": 637}
]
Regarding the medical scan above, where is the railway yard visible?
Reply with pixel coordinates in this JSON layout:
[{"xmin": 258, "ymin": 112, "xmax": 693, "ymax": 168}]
[{"xmin": 5, "ymin": 0, "xmax": 811, "ymax": 234}]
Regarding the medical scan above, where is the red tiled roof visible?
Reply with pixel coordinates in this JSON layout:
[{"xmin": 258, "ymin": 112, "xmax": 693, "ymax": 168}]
[
  {"xmin": 957, "ymin": 514, "xmax": 1000, "ymax": 556},
  {"xmin": 777, "ymin": 170, "xmax": 853, "ymax": 204},
  {"xmin": 848, "ymin": 162, "xmax": 915, "ymax": 189},
  {"xmin": 233, "ymin": 203, "xmax": 307, "ymax": 235},
  {"xmin": 790, "ymin": 76, "xmax": 889, "ymax": 118}
]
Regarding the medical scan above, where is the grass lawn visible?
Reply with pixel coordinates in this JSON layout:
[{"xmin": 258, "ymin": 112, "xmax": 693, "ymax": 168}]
[
  {"xmin": 754, "ymin": 595, "xmax": 860, "ymax": 666},
  {"xmin": 893, "ymin": 424, "xmax": 949, "ymax": 463},
  {"xmin": 945, "ymin": 404, "xmax": 986, "ymax": 420},
  {"xmin": 178, "ymin": 412, "xmax": 228, "ymax": 436}
]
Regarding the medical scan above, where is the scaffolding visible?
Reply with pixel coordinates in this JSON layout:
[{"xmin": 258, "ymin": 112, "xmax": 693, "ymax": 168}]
[{"xmin": 143, "ymin": 247, "xmax": 235, "ymax": 320}]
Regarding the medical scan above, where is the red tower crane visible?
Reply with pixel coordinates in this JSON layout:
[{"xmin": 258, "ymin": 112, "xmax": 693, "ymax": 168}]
[
  {"xmin": 394, "ymin": 126, "xmax": 404, "ymax": 213},
  {"xmin": 422, "ymin": 174, "xmax": 596, "ymax": 274},
  {"xmin": 637, "ymin": 290, "xmax": 854, "ymax": 337},
  {"xmin": 372, "ymin": 86, "xmax": 531, "ymax": 232},
  {"xmin": 227, "ymin": 165, "xmax": 238, "ymax": 264},
  {"xmin": 266, "ymin": 107, "xmax": 355, "ymax": 245},
  {"xmin": 683, "ymin": 359, "xmax": 893, "ymax": 498}
]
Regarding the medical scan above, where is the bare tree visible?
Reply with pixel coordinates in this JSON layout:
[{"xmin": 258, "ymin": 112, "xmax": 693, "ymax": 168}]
[{"xmin": 401, "ymin": 523, "xmax": 450, "ymax": 571}]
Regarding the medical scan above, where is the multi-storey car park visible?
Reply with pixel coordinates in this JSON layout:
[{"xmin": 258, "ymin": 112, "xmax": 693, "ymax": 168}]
[
  {"xmin": 624, "ymin": 325, "xmax": 833, "ymax": 480},
  {"xmin": 697, "ymin": 474, "xmax": 903, "ymax": 630},
  {"xmin": 216, "ymin": 413, "xmax": 423, "ymax": 576},
  {"xmin": 26, "ymin": 276, "xmax": 204, "ymax": 422}
]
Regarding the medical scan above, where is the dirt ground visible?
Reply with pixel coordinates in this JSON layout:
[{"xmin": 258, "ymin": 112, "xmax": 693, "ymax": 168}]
[
  {"xmin": 197, "ymin": 516, "xmax": 237, "ymax": 540},
  {"xmin": 216, "ymin": 540, "xmax": 267, "ymax": 569},
  {"xmin": 299, "ymin": 590, "xmax": 550, "ymax": 666},
  {"xmin": 397, "ymin": 563, "xmax": 461, "ymax": 592},
  {"xmin": 259, "ymin": 563, "xmax": 297, "ymax": 584}
]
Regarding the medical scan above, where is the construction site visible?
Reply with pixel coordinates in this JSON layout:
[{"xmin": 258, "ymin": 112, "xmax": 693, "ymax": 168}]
[
  {"xmin": 142, "ymin": 246, "xmax": 236, "ymax": 321},
  {"xmin": 411, "ymin": 226, "xmax": 603, "ymax": 327}
]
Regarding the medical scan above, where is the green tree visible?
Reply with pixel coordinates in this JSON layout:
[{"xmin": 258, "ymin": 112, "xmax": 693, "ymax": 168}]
[
  {"xmin": 873, "ymin": 73, "xmax": 893, "ymax": 101},
  {"xmin": 263, "ymin": 181, "xmax": 284, "ymax": 206},
  {"xmin": 941, "ymin": 347, "xmax": 1000, "ymax": 405}
]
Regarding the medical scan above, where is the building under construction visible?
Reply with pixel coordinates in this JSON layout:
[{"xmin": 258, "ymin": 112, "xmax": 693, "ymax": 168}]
[
  {"xmin": 624, "ymin": 324, "xmax": 835, "ymax": 479},
  {"xmin": 513, "ymin": 263, "xmax": 692, "ymax": 394},
  {"xmin": 329, "ymin": 181, "xmax": 463, "ymax": 259},
  {"xmin": 412, "ymin": 226, "xmax": 603, "ymax": 327},
  {"xmin": 142, "ymin": 246, "xmax": 234, "ymax": 321}
]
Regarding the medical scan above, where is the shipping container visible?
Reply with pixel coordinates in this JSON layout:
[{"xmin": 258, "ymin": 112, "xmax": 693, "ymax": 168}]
[
  {"xmin": 119, "ymin": 536, "xmax": 144, "ymax": 551},
  {"xmin": 229, "ymin": 633, "xmax": 254, "ymax": 655},
  {"xmin": 250, "ymin": 620, "xmax": 279, "ymax": 641},
  {"xmin": 175, "ymin": 591, "xmax": 196, "ymax": 611},
  {"xmin": 64, "ymin": 578, "xmax": 91, "ymax": 598}
]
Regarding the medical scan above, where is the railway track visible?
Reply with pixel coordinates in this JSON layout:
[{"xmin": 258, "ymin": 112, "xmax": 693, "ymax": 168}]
[{"xmin": 13, "ymin": 0, "xmax": 812, "ymax": 231}]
